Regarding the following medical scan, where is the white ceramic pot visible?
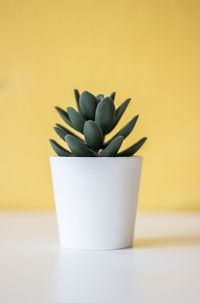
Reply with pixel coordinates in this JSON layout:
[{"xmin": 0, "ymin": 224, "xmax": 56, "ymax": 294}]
[{"xmin": 50, "ymin": 156, "xmax": 143, "ymax": 250}]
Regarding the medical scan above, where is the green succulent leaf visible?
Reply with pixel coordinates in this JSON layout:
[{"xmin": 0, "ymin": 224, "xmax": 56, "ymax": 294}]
[
  {"xmin": 100, "ymin": 136, "xmax": 124, "ymax": 157},
  {"xmin": 79, "ymin": 91, "xmax": 98, "ymax": 120},
  {"xmin": 111, "ymin": 98, "xmax": 131, "ymax": 131},
  {"xmin": 65, "ymin": 135, "xmax": 96, "ymax": 157},
  {"xmin": 73, "ymin": 89, "xmax": 84, "ymax": 117},
  {"xmin": 54, "ymin": 127, "xmax": 68, "ymax": 141},
  {"xmin": 110, "ymin": 92, "xmax": 116, "ymax": 102},
  {"xmin": 49, "ymin": 139, "xmax": 72, "ymax": 156},
  {"xmin": 54, "ymin": 124, "xmax": 84, "ymax": 142},
  {"xmin": 83, "ymin": 120, "xmax": 104, "ymax": 150},
  {"xmin": 95, "ymin": 97, "xmax": 115, "ymax": 134},
  {"xmin": 67, "ymin": 107, "xmax": 85, "ymax": 133},
  {"xmin": 117, "ymin": 137, "xmax": 147, "ymax": 157},
  {"xmin": 55, "ymin": 106, "xmax": 73, "ymax": 128},
  {"xmin": 96, "ymin": 94, "xmax": 104, "ymax": 102},
  {"xmin": 104, "ymin": 115, "xmax": 139, "ymax": 147}
]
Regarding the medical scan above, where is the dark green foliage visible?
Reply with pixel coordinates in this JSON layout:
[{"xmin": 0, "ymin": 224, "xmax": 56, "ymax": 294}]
[
  {"xmin": 117, "ymin": 114, "xmax": 139, "ymax": 139},
  {"xmin": 65, "ymin": 135, "xmax": 96, "ymax": 157},
  {"xmin": 50, "ymin": 89, "xmax": 147, "ymax": 157},
  {"xmin": 55, "ymin": 106, "xmax": 73, "ymax": 128},
  {"xmin": 96, "ymin": 94, "xmax": 104, "ymax": 102},
  {"xmin": 100, "ymin": 136, "xmax": 124, "ymax": 157},
  {"xmin": 54, "ymin": 124, "xmax": 83, "ymax": 142},
  {"xmin": 54, "ymin": 127, "xmax": 68, "ymax": 141},
  {"xmin": 117, "ymin": 137, "xmax": 147, "ymax": 157},
  {"xmin": 73, "ymin": 89, "xmax": 83, "ymax": 117},
  {"xmin": 83, "ymin": 120, "xmax": 103, "ymax": 150},
  {"xmin": 67, "ymin": 107, "xmax": 85, "ymax": 133},
  {"xmin": 104, "ymin": 115, "xmax": 139, "ymax": 147},
  {"xmin": 80, "ymin": 91, "xmax": 98, "ymax": 120},
  {"xmin": 49, "ymin": 139, "xmax": 72, "ymax": 156},
  {"xmin": 95, "ymin": 97, "xmax": 115, "ymax": 134},
  {"xmin": 111, "ymin": 98, "xmax": 131, "ymax": 130},
  {"xmin": 110, "ymin": 92, "xmax": 116, "ymax": 102}
]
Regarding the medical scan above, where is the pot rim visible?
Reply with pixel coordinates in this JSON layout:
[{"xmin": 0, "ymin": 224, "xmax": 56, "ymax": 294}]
[{"xmin": 50, "ymin": 155, "xmax": 143, "ymax": 160}]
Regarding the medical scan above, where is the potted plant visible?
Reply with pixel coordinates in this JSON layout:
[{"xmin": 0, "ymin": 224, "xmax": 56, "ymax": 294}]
[{"xmin": 49, "ymin": 90, "xmax": 147, "ymax": 250}]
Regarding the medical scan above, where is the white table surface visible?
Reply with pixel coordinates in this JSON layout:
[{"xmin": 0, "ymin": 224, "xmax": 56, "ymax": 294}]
[{"xmin": 0, "ymin": 211, "xmax": 200, "ymax": 303}]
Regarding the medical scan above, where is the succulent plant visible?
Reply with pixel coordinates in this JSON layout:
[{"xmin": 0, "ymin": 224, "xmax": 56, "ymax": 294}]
[{"xmin": 49, "ymin": 89, "xmax": 147, "ymax": 157}]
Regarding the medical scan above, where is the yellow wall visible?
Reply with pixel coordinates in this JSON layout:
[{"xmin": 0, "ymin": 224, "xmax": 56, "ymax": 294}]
[{"xmin": 0, "ymin": 0, "xmax": 200, "ymax": 210}]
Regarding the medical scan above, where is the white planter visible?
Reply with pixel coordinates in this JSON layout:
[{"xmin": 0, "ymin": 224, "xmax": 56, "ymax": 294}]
[{"xmin": 50, "ymin": 156, "xmax": 143, "ymax": 250}]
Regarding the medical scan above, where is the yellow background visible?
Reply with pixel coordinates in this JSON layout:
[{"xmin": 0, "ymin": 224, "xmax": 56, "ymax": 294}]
[{"xmin": 0, "ymin": 0, "xmax": 200, "ymax": 210}]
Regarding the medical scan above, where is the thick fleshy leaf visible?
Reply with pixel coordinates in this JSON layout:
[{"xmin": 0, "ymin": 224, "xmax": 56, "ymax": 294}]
[
  {"xmin": 67, "ymin": 107, "xmax": 85, "ymax": 133},
  {"xmin": 54, "ymin": 124, "xmax": 83, "ymax": 142},
  {"xmin": 110, "ymin": 92, "xmax": 116, "ymax": 102},
  {"xmin": 55, "ymin": 106, "xmax": 73, "ymax": 128},
  {"xmin": 104, "ymin": 115, "xmax": 139, "ymax": 147},
  {"xmin": 96, "ymin": 94, "xmax": 104, "ymax": 102},
  {"xmin": 100, "ymin": 136, "xmax": 124, "ymax": 157},
  {"xmin": 49, "ymin": 139, "xmax": 72, "ymax": 156},
  {"xmin": 79, "ymin": 91, "xmax": 98, "ymax": 120},
  {"xmin": 111, "ymin": 98, "xmax": 131, "ymax": 131},
  {"xmin": 83, "ymin": 120, "xmax": 103, "ymax": 150},
  {"xmin": 73, "ymin": 89, "xmax": 83, "ymax": 117},
  {"xmin": 65, "ymin": 135, "xmax": 96, "ymax": 157},
  {"xmin": 95, "ymin": 97, "xmax": 115, "ymax": 134},
  {"xmin": 117, "ymin": 137, "xmax": 147, "ymax": 157}
]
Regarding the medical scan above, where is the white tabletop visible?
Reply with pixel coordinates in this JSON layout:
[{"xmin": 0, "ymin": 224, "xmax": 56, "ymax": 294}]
[{"xmin": 0, "ymin": 212, "xmax": 199, "ymax": 303}]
